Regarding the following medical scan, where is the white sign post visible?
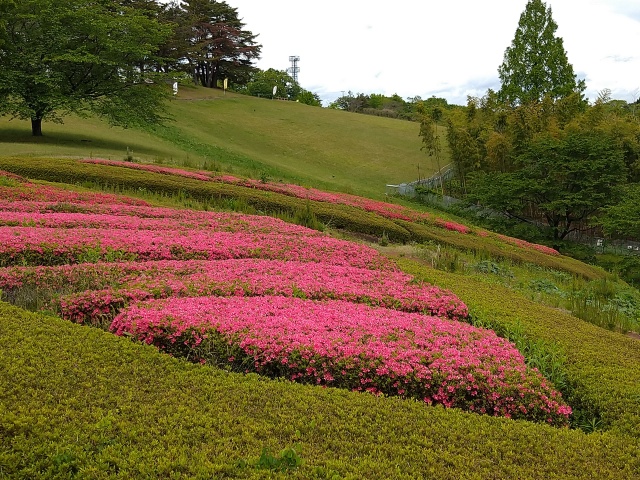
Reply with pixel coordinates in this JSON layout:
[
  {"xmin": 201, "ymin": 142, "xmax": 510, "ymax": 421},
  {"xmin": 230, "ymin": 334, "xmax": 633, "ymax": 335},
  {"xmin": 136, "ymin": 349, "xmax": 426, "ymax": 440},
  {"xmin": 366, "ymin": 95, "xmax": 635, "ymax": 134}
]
[{"xmin": 272, "ymin": 86, "xmax": 277, "ymax": 99}]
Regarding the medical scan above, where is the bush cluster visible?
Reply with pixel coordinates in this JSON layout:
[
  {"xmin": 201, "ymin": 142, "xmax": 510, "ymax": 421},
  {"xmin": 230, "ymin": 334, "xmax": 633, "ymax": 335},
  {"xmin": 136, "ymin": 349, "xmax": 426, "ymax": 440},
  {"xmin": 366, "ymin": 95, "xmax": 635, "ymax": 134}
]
[{"xmin": 2, "ymin": 302, "xmax": 639, "ymax": 479}]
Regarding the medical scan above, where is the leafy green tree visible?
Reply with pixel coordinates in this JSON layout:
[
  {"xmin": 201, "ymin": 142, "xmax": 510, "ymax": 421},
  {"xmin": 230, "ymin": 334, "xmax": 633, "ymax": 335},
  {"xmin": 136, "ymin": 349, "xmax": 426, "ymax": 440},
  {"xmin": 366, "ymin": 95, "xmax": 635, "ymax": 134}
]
[
  {"xmin": 498, "ymin": 0, "xmax": 585, "ymax": 105},
  {"xmin": 470, "ymin": 132, "xmax": 626, "ymax": 240},
  {"xmin": 242, "ymin": 69, "xmax": 299, "ymax": 99},
  {"xmin": 598, "ymin": 183, "xmax": 640, "ymax": 239},
  {"xmin": 417, "ymin": 102, "xmax": 445, "ymax": 194},
  {"xmin": 0, "ymin": 0, "xmax": 172, "ymax": 136},
  {"xmin": 296, "ymin": 90, "xmax": 322, "ymax": 107}
]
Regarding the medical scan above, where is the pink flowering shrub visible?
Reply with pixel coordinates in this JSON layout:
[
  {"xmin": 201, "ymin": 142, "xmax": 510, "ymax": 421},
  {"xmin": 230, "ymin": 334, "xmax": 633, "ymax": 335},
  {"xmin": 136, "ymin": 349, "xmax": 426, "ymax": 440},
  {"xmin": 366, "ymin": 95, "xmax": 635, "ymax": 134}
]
[
  {"xmin": 80, "ymin": 159, "xmax": 214, "ymax": 182},
  {"xmin": 0, "ymin": 184, "xmax": 148, "ymax": 206},
  {"xmin": 111, "ymin": 296, "xmax": 571, "ymax": 426},
  {"xmin": 435, "ymin": 219, "xmax": 471, "ymax": 234},
  {"xmin": 496, "ymin": 234, "xmax": 560, "ymax": 256},
  {"xmin": 26, "ymin": 259, "xmax": 467, "ymax": 323},
  {"xmin": 0, "ymin": 225, "xmax": 392, "ymax": 269}
]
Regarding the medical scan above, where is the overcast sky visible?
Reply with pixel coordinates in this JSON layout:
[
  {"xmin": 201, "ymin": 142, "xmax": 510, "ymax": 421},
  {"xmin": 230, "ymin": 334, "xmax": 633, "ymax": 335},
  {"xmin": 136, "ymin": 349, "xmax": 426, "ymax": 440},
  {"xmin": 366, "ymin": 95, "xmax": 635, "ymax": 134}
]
[{"xmin": 226, "ymin": 0, "xmax": 640, "ymax": 106}]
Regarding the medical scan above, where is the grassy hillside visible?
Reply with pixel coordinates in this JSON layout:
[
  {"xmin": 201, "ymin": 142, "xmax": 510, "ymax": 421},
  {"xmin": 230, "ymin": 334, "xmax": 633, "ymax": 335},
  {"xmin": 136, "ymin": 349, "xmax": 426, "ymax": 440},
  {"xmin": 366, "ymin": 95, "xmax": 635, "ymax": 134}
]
[
  {"xmin": 0, "ymin": 86, "xmax": 445, "ymax": 198},
  {"xmin": 1, "ymin": 163, "xmax": 640, "ymax": 478},
  {"xmin": 2, "ymin": 91, "xmax": 640, "ymax": 478}
]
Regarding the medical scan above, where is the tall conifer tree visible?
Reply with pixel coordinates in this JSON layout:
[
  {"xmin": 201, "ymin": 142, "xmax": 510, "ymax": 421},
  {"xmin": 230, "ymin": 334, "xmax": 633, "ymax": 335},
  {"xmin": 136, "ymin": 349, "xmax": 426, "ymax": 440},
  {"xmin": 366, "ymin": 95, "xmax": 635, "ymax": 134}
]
[{"xmin": 498, "ymin": 0, "xmax": 585, "ymax": 105}]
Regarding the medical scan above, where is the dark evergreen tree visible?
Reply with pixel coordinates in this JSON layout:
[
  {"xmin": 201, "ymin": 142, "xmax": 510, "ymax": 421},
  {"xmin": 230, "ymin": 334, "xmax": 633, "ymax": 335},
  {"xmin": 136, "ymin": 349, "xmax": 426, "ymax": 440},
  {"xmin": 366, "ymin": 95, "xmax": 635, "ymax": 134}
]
[{"xmin": 181, "ymin": 0, "xmax": 261, "ymax": 89}]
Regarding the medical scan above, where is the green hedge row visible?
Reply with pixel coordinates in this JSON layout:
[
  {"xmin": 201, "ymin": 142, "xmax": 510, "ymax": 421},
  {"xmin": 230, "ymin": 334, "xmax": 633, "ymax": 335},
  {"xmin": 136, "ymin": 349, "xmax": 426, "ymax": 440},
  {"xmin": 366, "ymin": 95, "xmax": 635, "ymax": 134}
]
[
  {"xmin": 0, "ymin": 157, "xmax": 608, "ymax": 281},
  {"xmin": 398, "ymin": 259, "xmax": 640, "ymax": 440},
  {"xmin": 2, "ymin": 302, "xmax": 639, "ymax": 479},
  {"xmin": 396, "ymin": 220, "xmax": 606, "ymax": 280},
  {"xmin": 0, "ymin": 157, "xmax": 412, "ymax": 243}
]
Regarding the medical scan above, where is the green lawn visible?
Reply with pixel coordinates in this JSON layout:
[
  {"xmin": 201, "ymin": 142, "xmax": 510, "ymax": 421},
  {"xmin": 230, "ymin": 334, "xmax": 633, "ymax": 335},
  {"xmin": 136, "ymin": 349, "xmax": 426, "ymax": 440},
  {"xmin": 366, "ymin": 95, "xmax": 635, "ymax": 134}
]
[{"xmin": 0, "ymin": 86, "xmax": 446, "ymax": 198}]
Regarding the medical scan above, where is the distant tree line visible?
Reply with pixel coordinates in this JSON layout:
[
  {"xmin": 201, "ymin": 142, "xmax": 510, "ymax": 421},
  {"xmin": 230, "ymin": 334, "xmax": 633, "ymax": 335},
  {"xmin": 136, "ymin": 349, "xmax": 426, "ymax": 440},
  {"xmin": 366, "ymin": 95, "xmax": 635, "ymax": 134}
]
[{"xmin": 328, "ymin": 92, "xmax": 461, "ymax": 121}]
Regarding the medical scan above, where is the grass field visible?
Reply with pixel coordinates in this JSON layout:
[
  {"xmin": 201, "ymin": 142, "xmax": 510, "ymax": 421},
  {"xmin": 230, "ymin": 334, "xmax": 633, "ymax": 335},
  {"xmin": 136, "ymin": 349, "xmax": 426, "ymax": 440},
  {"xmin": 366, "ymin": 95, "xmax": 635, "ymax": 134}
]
[
  {"xmin": 0, "ymin": 86, "xmax": 446, "ymax": 198},
  {"xmin": 2, "ymin": 91, "xmax": 640, "ymax": 479}
]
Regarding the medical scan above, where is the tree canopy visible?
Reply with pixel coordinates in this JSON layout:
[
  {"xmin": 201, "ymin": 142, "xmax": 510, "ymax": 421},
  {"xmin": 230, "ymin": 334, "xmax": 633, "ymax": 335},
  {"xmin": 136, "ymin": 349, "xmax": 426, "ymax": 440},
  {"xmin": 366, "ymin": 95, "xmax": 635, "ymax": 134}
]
[
  {"xmin": 239, "ymin": 69, "xmax": 321, "ymax": 106},
  {"xmin": 179, "ymin": 0, "xmax": 261, "ymax": 89},
  {"xmin": 498, "ymin": 0, "xmax": 585, "ymax": 105},
  {"xmin": 0, "ymin": 0, "xmax": 172, "ymax": 136}
]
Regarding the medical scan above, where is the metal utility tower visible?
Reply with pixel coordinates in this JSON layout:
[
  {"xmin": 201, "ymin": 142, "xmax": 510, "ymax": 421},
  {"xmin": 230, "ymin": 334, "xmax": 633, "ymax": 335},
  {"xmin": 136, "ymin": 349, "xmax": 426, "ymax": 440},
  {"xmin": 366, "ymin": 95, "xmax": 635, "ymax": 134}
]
[{"xmin": 287, "ymin": 56, "xmax": 300, "ymax": 83}]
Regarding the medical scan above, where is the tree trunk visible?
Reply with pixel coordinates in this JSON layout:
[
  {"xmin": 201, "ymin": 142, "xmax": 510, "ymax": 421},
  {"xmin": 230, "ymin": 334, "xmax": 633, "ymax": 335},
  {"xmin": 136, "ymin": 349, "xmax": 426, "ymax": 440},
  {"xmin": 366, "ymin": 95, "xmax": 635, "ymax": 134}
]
[{"xmin": 31, "ymin": 117, "xmax": 43, "ymax": 137}]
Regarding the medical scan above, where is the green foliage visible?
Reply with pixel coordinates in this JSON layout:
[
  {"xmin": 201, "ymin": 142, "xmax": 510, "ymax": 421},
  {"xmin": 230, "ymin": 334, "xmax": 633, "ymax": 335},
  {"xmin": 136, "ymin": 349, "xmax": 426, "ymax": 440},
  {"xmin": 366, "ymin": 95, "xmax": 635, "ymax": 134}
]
[
  {"xmin": 598, "ymin": 183, "xmax": 640, "ymax": 238},
  {"xmin": 394, "ymin": 219, "xmax": 605, "ymax": 280},
  {"xmin": 498, "ymin": 0, "xmax": 585, "ymax": 105},
  {"xmin": 242, "ymin": 68, "xmax": 300, "ymax": 99},
  {"xmin": 470, "ymin": 131, "xmax": 626, "ymax": 240},
  {"xmin": 399, "ymin": 259, "xmax": 640, "ymax": 438},
  {"xmin": 3, "ymin": 302, "xmax": 640, "ymax": 478},
  {"xmin": 0, "ymin": 0, "xmax": 173, "ymax": 136},
  {"xmin": 254, "ymin": 447, "xmax": 302, "ymax": 472},
  {"xmin": 296, "ymin": 90, "xmax": 322, "ymax": 107}
]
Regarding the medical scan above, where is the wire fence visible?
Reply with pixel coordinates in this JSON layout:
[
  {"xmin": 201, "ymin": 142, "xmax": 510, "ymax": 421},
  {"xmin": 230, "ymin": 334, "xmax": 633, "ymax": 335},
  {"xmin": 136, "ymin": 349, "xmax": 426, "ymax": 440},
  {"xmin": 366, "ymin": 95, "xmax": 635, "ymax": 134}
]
[{"xmin": 387, "ymin": 166, "xmax": 640, "ymax": 257}]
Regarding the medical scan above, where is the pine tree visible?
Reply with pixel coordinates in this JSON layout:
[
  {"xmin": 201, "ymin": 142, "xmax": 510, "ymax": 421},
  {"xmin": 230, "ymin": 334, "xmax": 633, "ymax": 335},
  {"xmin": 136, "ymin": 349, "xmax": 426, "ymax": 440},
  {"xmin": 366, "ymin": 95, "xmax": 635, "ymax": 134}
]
[{"xmin": 498, "ymin": 0, "xmax": 585, "ymax": 105}]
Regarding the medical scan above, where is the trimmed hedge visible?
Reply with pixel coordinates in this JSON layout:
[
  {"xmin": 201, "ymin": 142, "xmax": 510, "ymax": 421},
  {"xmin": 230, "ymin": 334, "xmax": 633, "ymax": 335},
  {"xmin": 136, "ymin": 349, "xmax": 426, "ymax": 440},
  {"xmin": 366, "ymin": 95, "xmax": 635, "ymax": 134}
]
[
  {"xmin": 396, "ymin": 220, "xmax": 606, "ymax": 280},
  {"xmin": 398, "ymin": 259, "xmax": 640, "ymax": 439},
  {"xmin": 0, "ymin": 157, "xmax": 608, "ymax": 281},
  {"xmin": 1, "ymin": 302, "xmax": 639, "ymax": 479},
  {"xmin": 0, "ymin": 157, "xmax": 411, "ymax": 243}
]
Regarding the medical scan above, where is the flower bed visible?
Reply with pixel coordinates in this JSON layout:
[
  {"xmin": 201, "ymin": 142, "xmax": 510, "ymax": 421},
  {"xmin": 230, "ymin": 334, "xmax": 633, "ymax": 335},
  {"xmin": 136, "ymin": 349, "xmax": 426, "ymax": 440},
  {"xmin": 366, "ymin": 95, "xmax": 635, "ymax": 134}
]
[
  {"xmin": 80, "ymin": 158, "xmax": 214, "ymax": 182},
  {"xmin": 111, "ymin": 295, "xmax": 571, "ymax": 426},
  {"xmin": 0, "ymin": 171, "xmax": 574, "ymax": 426},
  {"xmin": 21, "ymin": 259, "xmax": 466, "ymax": 323}
]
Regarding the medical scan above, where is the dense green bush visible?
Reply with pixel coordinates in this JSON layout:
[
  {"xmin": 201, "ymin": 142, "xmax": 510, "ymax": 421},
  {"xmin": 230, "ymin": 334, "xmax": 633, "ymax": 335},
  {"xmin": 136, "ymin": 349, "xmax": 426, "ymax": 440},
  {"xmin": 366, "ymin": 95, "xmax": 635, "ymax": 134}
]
[
  {"xmin": 2, "ymin": 302, "xmax": 639, "ymax": 479},
  {"xmin": 398, "ymin": 259, "xmax": 640, "ymax": 439}
]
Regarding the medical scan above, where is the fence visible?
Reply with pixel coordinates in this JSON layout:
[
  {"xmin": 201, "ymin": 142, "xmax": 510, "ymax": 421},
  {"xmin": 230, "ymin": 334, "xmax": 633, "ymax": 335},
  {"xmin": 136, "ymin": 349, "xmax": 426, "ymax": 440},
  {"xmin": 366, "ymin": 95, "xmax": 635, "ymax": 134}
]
[{"xmin": 386, "ymin": 164, "xmax": 455, "ymax": 198}]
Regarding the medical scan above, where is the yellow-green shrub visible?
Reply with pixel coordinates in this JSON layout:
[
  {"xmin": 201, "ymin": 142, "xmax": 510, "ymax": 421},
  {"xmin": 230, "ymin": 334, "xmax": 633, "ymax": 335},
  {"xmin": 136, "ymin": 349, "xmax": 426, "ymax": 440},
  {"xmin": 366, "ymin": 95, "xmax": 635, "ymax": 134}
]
[{"xmin": 1, "ymin": 302, "xmax": 639, "ymax": 479}]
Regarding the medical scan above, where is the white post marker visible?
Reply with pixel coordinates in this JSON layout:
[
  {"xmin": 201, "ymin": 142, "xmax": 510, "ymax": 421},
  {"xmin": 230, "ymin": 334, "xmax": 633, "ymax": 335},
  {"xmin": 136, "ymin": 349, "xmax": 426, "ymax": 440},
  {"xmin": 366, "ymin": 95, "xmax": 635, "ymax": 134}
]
[
  {"xmin": 272, "ymin": 85, "xmax": 277, "ymax": 99},
  {"xmin": 223, "ymin": 78, "xmax": 228, "ymax": 95},
  {"xmin": 172, "ymin": 82, "xmax": 178, "ymax": 96}
]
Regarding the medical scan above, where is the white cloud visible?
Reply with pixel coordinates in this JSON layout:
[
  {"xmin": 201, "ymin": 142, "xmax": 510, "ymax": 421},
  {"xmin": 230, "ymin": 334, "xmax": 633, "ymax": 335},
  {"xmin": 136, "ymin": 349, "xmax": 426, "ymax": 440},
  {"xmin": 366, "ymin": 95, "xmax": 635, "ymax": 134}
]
[{"xmin": 172, "ymin": 0, "xmax": 640, "ymax": 105}]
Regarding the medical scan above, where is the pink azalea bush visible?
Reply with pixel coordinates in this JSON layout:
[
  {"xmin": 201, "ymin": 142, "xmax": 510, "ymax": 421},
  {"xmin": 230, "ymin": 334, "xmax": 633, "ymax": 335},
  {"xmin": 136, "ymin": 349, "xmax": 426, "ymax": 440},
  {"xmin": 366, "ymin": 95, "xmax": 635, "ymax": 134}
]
[
  {"xmin": 25, "ymin": 259, "xmax": 466, "ymax": 323},
  {"xmin": 0, "ymin": 226, "xmax": 392, "ymax": 269},
  {"xmin": 496, "ymin": 234, "xmax": 560, "ymax": 256},
  {"xmin": 80, "ymin": 159, "xmax": 214, "ymax": 182},
  {"xmin": 0, "ymin": 180, "xmax": 148, "ymax": 206},
  {"xmin": 111, "ymin": 295, "xmax": 571, "ymax": 426}
]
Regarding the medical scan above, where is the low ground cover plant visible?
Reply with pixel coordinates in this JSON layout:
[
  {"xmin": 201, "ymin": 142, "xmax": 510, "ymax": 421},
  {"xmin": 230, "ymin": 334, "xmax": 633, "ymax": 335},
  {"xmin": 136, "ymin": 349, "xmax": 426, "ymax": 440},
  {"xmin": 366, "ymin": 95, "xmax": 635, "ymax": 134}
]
[{"xmin": 3, "ymin": 302, "xmax": 639, "ymax": 479}]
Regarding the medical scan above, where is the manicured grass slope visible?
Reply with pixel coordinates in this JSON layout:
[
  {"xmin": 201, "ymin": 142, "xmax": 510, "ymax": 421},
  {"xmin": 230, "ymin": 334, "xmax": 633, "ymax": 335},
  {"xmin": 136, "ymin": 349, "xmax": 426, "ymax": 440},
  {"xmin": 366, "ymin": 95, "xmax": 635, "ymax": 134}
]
[
  {"xmin": 0, "ymin": 87, "xmax": 443, "ymax": 198},
  {"xmin": 0, "ymin": 116, "xmax": 189, "ymax": 164},
  {"xmin": 2, "ymin": 302, "xmax": 638, "ymax": 479}
]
